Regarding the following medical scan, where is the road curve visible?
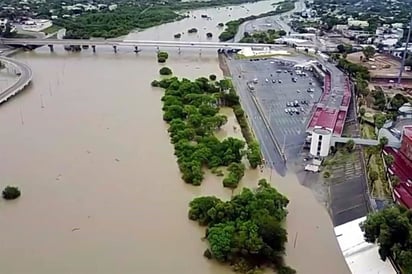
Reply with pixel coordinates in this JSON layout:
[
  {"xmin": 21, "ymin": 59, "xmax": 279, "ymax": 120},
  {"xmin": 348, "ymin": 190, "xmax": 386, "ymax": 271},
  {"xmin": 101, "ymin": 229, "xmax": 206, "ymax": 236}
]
[{"xmin": 0, "ymin": 56, "xmax": 32, "ymax": 104}]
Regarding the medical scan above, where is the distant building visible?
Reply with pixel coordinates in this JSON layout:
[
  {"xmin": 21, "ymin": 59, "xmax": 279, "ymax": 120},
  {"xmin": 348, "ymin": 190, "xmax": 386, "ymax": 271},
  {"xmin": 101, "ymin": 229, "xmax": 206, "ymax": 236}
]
[
  {"xmin": 108, "ymin": 4, "xmax": 118, "ymax": 11},
  {"xmin": 348, "ymin": 19, "xmax": 369, "ymax": 28}
]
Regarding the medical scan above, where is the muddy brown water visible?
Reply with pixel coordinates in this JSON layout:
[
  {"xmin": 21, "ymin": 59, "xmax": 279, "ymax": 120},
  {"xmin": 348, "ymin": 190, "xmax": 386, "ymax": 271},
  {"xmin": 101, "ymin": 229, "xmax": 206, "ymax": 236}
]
[{"xmin": 0, "ymin": 3, "xmax": 349, "ymax": 272}]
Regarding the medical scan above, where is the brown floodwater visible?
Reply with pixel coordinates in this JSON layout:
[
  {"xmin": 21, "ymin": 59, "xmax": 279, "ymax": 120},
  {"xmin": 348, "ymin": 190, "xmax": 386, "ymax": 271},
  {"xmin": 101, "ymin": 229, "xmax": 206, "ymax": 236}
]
[{"xmin": 0, "ymin": 2, "xmax": 349, "ymax": 272}]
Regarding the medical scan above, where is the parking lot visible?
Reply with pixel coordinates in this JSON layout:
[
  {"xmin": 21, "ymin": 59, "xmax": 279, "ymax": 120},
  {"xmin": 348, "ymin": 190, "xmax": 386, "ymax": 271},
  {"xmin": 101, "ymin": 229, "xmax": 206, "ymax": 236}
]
[{"xmin": 235, "ymin": 58, "xmax": 323, "ymax": 159}]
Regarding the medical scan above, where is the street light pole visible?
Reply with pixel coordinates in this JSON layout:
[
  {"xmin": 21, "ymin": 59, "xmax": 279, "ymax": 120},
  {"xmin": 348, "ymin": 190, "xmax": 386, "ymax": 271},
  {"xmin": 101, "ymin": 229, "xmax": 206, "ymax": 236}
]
[{"xmin": 398, "ymin": 14, "xmax": 412, "ymax": 86}]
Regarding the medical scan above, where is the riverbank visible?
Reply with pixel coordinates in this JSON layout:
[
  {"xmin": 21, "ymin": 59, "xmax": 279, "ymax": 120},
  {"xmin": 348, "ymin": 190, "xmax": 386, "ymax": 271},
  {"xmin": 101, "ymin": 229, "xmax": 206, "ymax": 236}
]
[{"xmin": 218, "ymin": 0, "xmax": 296, "ymax": 41}]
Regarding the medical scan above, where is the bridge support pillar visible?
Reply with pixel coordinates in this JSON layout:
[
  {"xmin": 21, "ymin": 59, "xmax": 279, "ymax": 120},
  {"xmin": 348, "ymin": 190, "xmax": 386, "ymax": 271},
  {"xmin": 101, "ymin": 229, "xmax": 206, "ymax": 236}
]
[
  {"xmin": 134, "ymin": 46, "xmax": 139, "ymax": 53},
  {"xmin": 48, "ymin": 45, "xmax": 54, "ymax": 52},
  {"xmin": 92, "ymin": 45, "xmax": 96, "ymax": 53},
  {"xmin": 199, "ymin": 48, "xmax": 202, "ymax": 56},
  {"xmin": 156, "ymin": 46, "xmax": 160, "ymax": 53},
  {"xmin": 178, "ymin": 47, "xmax": 181, "ymax": 54},
  {"xmin": 113, "ymin": 45, "xmax": 117, "ymax": 53}
]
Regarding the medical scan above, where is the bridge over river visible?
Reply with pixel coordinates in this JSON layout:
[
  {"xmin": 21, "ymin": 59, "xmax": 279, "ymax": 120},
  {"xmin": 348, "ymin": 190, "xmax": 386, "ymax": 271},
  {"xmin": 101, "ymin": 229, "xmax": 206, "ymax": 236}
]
[{"xmin": 1, "ymin": 38, "xmax": 286, "ymax": 52}]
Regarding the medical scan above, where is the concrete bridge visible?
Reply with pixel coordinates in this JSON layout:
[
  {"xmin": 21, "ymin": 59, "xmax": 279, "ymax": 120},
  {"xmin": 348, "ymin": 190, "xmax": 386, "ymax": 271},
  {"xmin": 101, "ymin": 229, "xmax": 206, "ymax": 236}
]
[
  {"xmin": 331, "ymin": 136, "xmax": 401, "ymax": 148},
  {"xmin": 0, "ymin": 56, "xmax": 32, "ymax": 104},
  {"xmin": 1, "ymin": 38, "xmax": 285, "ymax": 52}
]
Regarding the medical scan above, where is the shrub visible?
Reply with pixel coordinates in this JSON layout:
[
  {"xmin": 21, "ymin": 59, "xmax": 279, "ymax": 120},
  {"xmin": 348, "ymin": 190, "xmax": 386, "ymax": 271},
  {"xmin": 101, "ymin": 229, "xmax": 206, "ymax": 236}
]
[
  {"xmin": 2, "ymin": 186, "xmax": 21, "ymax": 200},
  {"xmin": 151, "ymin": 80, "xmax": 160, "ymax": 87},
  {"xmin": 157, "ymin": 56, "xmax": 166, "ymax": 63},
  {"xmin": 209, "ymin": 74, "xmax": 217, "ymax": 81},
  {"xmin": 323, "ymin": 171, "xmax": 331, "ymax": 178},
  {"xmin": 157, "ymin": 51, "xmax": 169, "ymax": 59},
  {"xmin": 159, "ymin": 67, "xmax": 173, "ymax": 76}
]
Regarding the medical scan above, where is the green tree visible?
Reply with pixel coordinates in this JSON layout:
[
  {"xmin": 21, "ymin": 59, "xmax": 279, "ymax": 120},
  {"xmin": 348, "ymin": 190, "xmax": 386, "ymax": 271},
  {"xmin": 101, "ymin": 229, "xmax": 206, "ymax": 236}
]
[
  {"xmin": 374, "ymin": 113, "xmax": 387, "ymax": 129},
  {"xmin": 363, "ymin": 46, "xmax": 376, "ymax": 59},
  {"xmin": 361, "ymin": 206, "xmax": 412, "ymax": 273},
  {"xmin": 383, "ymin": 154, "xmax": 394, "ymax": 166},
  {"xmin": 2, "ymin": 186, "xmax": 21, "ymax": 200},
  {"xmin": 346, "ymin": 139, "xmax": 355, "ymax": 152},
  {"xmin": 379, "ymin": 136, "xmax": 388, "ymax": 149},
  {"xmin": 189, "ymin": 179, "xmax": 293, "ymax": 272},
  {"xmin": 359, "ymin": 107, "xmax": 366, "ymax": 120},
  {"xmin": 157, "ymin": 56, "xmax": 166, "ymax": 63},
  {"xmin": 157, "ymin": 51, "xmax": 169, "ymax": 60},
  {"xmin": 209, "ymin": 74, "xmax": 217, "ymax": 81},
  {"xmin": 159, "ymin": 67, "xmax": 173, "ymax": 76},
  {"xmin": 369, "ymin": 170, "xmax": 378, "ymax": 182}
]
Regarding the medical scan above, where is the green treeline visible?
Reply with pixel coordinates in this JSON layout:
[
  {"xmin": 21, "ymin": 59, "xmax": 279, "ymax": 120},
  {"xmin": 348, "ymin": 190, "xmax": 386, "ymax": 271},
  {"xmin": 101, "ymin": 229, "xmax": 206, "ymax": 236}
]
[
  {"xmin": 240, "ymin": 29, "xmax": 287, "ymax": 43},
  {"xmin": 57, "ymin": 7, "xmax": 181, "ymax": 39},
  {"xmin": 189, "ymin": 179, "xmax": 295, "ymax": 273},
  {"xmin": 55, "ymin": 0, "xmax": 277, "ymax": 39},
  {"xmin": 218, "ymin": 1, "xmax": 295, "ymax": 41},
  {"xmin": 362, "ymin": 205, "xmax": 412, "ymax": 273},
  {"xmin": 152, "ymin": 76, "xmax": 261, "ymax": 186}
]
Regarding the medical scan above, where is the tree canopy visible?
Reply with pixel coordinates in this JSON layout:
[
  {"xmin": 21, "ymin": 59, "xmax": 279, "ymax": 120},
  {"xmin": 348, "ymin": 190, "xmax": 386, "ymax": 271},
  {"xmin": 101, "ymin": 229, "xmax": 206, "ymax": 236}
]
[
  {"xmin": 155, "ymin": 76, "xmax": 263, "ymax": 185},
  {"xmin": 189, "ymin": 179, "xmax": 295, "ymax": 273},
  {"xmin": 363, "ymin": 46, "xmax": 376, "ymax": 60},
  {"xmin": 2, "ymin": 186, "xmax": 21, "ymax": 200},
  {"xmin": 361, "ymin": 206, "xmax": 412, "ymax": 273}
]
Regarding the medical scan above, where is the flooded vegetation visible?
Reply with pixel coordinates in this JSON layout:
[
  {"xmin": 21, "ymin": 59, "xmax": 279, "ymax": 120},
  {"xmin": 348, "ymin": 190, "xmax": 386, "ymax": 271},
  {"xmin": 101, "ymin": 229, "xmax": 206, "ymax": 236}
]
[{"xmin": 0, "ymin": 1, "xmax": 349, "ymax": 273}]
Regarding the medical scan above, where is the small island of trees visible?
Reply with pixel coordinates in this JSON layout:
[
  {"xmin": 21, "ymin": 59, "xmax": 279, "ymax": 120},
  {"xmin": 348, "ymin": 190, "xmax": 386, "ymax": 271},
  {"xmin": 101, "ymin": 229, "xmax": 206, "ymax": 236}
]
[
  {"xmin": 174, "ymin": 33, "xmax": 182, "ymax": 39},
  {"xmin": 159, "ymin": 67, "xmax": 173, "ymax": 76},
  {"xmin": 2, "ymin": 186, "xmax": 21, "ymax": 200},
  {"xmin": 188, "ymin": 28, "xmax": 198, "ymax": 33},
  {"xmin": 189, "ymin": 179, "xmax": 295, "ymax": 273},
  {"xmin": 151, "ymin": 75, "xmax": 262, "ymax": 185},
  {"xmin": 157, "ymin": 51, "xmax": 169, "ymax": 63},
  {"xmin": 206, "ymin": 32, "xmax": 213, "ymax": 38}
]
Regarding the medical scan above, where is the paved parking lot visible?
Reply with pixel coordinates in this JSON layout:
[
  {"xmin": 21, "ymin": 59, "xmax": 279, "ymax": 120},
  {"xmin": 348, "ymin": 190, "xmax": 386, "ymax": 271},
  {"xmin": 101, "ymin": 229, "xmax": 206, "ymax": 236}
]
[{"xmin": 235, "ymin": 58, "xmax": 322, "ymax": 159}]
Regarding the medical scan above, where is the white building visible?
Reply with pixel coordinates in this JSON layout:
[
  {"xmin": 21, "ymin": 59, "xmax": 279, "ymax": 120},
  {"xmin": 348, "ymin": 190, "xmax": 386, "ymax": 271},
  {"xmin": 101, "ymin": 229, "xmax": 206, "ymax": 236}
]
[
  {"xmin": 348, "ymin": 19, "xmax": 369, "ymax": 28},
  {"xmin": 108, "ymin": 4, "xmax": 118, "ymax": 11},
  {"xmin": 22, "ymin": 19, "xmax": 52, "ymax": 32},
  {"xmin": 309, "ymin": 127, "xmax": 332, "ymax": 157},
  {"xmin": 334, "ymin": 217, "xmax": 396, "ymax": 274}
]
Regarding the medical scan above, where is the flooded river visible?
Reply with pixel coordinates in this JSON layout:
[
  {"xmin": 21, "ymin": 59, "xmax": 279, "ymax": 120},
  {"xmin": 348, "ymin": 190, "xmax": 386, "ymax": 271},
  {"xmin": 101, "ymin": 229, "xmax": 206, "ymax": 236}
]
[{"xmin": 0, "ymin": 2, "xmax": 349, "ymax": 273}]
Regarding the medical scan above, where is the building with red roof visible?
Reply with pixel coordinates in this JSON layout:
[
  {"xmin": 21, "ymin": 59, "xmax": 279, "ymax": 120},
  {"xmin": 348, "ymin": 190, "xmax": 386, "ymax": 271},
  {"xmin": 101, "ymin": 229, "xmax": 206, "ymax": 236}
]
[
  {"xmin": 384, "ymin": 126, "xmax": 412, "ymax": 209},
  {"xmin": 307, "ymin": 62, "xmax": 351, "ymax": 157}
]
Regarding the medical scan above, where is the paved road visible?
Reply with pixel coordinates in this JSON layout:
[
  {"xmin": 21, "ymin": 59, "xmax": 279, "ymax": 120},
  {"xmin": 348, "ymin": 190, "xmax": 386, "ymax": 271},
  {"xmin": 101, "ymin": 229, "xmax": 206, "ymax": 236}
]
[
  {"xmin": 228, "ymin": 58, "xmax": 287, "ymax": 175},
  {"xmin": 0, "ymin": 56, "xmax": 32, "ymax": 104},
  {"xmin": 1, "ymin": 38, "xmax": 287, "ymax": 50},
  {"xmin": 234, "ymin": 0, "xmax": 306, "ymax": 42}
]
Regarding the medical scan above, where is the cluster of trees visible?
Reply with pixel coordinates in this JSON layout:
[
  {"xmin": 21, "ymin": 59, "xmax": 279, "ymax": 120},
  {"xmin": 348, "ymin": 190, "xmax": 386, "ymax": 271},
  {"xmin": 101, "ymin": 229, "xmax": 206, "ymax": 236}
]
[
  {"xmin": 157, "ymin": 51, "xmax": 169, "ymax": 63},
  {"xmin": 2, "ymin": 186, "xmax": 21, "ymax": 200},
  {"xmin": 337, "ymin": 58, "xmax": 370, "ymax": 80},
  {"xmin": 57, "ymin": 7, "xmax": 181, "ymax": 39},
  {"xmin": 152, "ymin": 76, "xmax": 262, "ymax": 185},
  {"xmin": 371, "ymin": 87, "xmax": 386, "ymax": 111},
  {"xmin": 390, "ymin": 93, "xmax": 410, "ymax": 110},
  {"xmin": 218, "ymin": 80, "xmax": 262, "ymax": 168},
  {"xmin": 188, "ymin": 179, "xmax": 295, "ymax": 273},
  {"xmin": 222, "ymin": 163, "xmax": 245, "ymax": 188},
  {"xmin": 218, "ymin": 1, "xmax": 295, "ymax": 41},
  {"xmin": 153, "ymin": 76, "xmax": 249, "ymax": 185},
  {"xmin": 239, "ymin": 29, "xmax": 286, "ymax": 44},
  {"xmin": 362, "ymin": 205, "xmax": 412, "ymax": 273},
  {"xmin": 159, "ymin": 67, "xmax": 173, "ymax": 76}
]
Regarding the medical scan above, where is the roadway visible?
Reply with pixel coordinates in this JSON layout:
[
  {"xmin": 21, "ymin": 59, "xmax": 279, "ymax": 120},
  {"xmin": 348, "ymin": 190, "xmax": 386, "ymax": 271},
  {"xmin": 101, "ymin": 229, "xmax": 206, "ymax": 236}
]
[
  {"xmin": 1, "ymin": 38, "xmax": 287, "ymax": 50},
  {"xmin": 234, "ymin": 0, "xmax": 306, "ymax": 42},
  {"xmin": 0, "ymin": 56, "xmax": 32, "ymax": 104},
  {"xmin": 228, "ymin": 57, "xmax": 287, "ymax": 175}
]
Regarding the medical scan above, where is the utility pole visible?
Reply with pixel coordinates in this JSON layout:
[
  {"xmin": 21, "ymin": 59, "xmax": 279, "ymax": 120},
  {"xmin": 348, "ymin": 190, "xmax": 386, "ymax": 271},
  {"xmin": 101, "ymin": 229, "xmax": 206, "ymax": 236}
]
[{"xmin": 398, "ymin": 14, "xmax": 412, "ymax": 86}]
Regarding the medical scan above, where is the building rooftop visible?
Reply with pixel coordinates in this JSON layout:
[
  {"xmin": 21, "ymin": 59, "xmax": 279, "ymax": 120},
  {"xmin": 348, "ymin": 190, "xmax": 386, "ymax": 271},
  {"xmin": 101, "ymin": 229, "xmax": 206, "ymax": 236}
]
[
  {"xmin": 307, "ymin": 61, "xmax": 350, "ymax": 136},
  {"xmin": 334, "ymin": 217, "xmax": 396, "ymax": 274}
]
